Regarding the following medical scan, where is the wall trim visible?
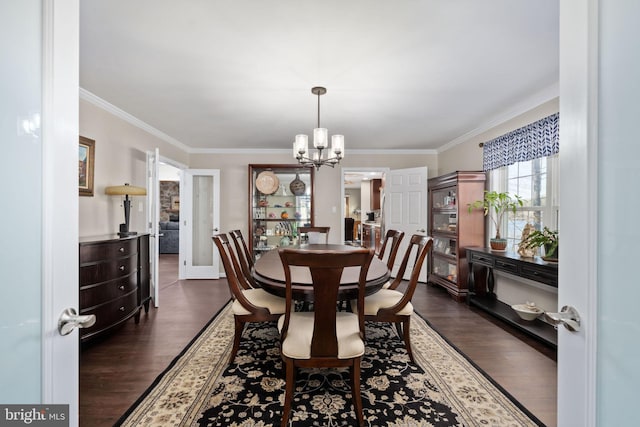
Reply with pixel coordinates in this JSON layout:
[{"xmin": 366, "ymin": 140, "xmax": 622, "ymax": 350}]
[
  {"xmin": 189, "ymin": 147, "xmax": 437, "ymax": 155},
  {"xmin": 437, "ymin": 82, "xmax": 559, "ymax": 153},
  {"xmin": 80, "ymin": 87, "xmax": 192, "ymax": 152}
]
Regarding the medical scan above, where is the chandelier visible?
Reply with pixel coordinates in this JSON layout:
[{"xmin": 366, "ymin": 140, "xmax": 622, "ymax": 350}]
[{"xmin": 293, "ymin": 86, "xmax": 344, "ymax": 169}]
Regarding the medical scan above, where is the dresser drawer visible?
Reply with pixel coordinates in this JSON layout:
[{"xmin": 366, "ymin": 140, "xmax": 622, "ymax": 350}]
[
  {"xmin": 468, "ymin": 251, "xmax": 495, "ymax": 267},
  {"xmin": 494, "ymin": 258, "xmax": 519, "ymax": 275},
  {"xmin": 79, "ymin": 255, "xmax": 138, "ymax": 286},
  {"xmin": 520, "ymin": 265, "xmax": 557, "ymax": 287},
  {"xmin": 80, "ymin": 272, "xmax": 137, "ymax": 309},
  {"xmin": 79, "ymin": 290, "xmax": 138, "ymax": 339},
  {"xmin": 80, "ymin": 239, "xmax": 138, "ymax": 264}
]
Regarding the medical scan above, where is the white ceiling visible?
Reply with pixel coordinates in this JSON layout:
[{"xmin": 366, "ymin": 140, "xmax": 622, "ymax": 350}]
[{"xmin": 80, "ymin": 0, "xmax": 559, "ymax": 153}]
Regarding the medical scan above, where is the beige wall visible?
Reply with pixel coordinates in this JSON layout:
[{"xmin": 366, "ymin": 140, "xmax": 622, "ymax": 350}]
[
  {"xmin": 79, "ymin": 95, "xmax": 558, "ymax": 298},
  {"xmin": 79, "ymin": 99, "xmax": 189, "ymax": 237},
  {"xmin": 188, "ymin": 152, "xmax": 437, "ymax": 244},
  {"xmin": 437, "ymin": 97, "xmax": 559, "ymax": 176}
]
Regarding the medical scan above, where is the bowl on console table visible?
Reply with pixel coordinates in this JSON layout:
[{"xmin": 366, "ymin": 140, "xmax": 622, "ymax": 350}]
[{"xmin": 511, "ymin": 302, "xmax": 544, "ymax": 321}]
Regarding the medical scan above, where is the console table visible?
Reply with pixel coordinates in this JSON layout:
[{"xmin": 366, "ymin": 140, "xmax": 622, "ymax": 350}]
[{"xmin": 466, "ymin": 247, "xmax": 558, "ymax": 348}]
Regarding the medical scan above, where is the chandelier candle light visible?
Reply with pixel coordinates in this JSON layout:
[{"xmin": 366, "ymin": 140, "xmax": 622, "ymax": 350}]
[{"xmin": 293, "ymin": 86, "xmax": 344, "ymax": 169}]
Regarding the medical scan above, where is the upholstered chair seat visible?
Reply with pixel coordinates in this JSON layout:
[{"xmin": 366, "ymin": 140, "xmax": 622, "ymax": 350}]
[
  {"xmin": 351, "ymin": 289, "xmax": 413, "ymax": 316},
  {"xmin": 232, "ymin": 288, "xmax": 286, "ymax": 316},
  {"xmin": 278, "ymin": 311, "xmax": 364, "ymax": 359}
]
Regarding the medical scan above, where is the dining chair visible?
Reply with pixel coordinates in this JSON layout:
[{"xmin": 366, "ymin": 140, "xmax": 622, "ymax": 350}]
[
  {"xmin": 212, "ymin": 234, "xmax": 286, "ymax": 364},
  {"xmin": 298, "ymin": 226, "xmax": 330, "ymax": 244},
  {"xmin": 229, "ymin": 229, "xmax": 257, "ymax": 288},
  {"xmin": 378, "ymin": 229, "xmax": 405, "ymax": 274},
  {"xmin": 353, "ymin": 234, "xmax": 432, "ymax": 363},
  {"xmin": 277, "ymin": 247, "xmax": 375, "ymax": 427}
]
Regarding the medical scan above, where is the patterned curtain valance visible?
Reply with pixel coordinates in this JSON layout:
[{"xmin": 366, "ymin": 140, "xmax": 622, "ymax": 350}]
[{"xmin": 482, "ymin": 112, "xmax": 559, "ymax": 171}]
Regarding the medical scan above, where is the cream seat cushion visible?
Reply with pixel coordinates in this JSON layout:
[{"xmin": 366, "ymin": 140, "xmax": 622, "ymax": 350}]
[
  {"xmin": 277, "ymin": 312, "xmax": 365, "ymax": 359},
  {"xmin": 351, "ymin": 289, "xmax": 414, "ymax": 316},
  {"xmin": 232, "ymin": 288, "xmax": 286, "ymax": 316}
]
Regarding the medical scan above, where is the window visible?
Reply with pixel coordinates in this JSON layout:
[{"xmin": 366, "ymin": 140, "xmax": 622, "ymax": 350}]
[{"xmin": 489, "ymin": 154, "xmax": 559, "ymax": 252}]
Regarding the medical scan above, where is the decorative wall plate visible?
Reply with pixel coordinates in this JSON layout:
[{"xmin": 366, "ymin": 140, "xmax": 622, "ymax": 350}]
[{"xmin": 256, "ymin": 171, "xmax": 279, "ymax": 195}]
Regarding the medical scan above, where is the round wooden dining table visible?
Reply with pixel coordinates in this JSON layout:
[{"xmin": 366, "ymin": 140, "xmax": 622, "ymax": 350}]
[{"xmin": 252, "ymin": 244, "xmax": 390, "ymax": 302}]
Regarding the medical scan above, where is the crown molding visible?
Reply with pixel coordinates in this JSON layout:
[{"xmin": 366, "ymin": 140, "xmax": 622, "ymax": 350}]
[
  {"xmin": 189, "ymin": 147, "xmax": 437, "ymax": 155},
  {"xmin": 437, "ymin": 82, "xmax": 559, "ymax": 153},
  {"xmin": 79, "ymin": 88, "xmax": 192, "ymax": 152}
]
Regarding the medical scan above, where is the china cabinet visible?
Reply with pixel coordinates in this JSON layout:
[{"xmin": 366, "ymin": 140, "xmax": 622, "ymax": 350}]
[
  {"xmin": 248, "ymin": 164, "xmax": 314, "ymax": 261},
  {"xmin": 427, "ymin": 171, "xmax": 486, "ymax": 301}
]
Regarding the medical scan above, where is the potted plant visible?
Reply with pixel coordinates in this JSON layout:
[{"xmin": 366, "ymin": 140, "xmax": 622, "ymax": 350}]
[
  {"xmin": 521, "ymin": 226, "xmax": 559, "ymax": 261},
  {"xmin": 468, "ymin": 190, "xmax": 523, "ymax": 251}
]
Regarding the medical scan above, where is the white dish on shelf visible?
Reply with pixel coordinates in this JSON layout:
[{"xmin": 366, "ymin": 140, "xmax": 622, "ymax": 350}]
[{"xmin": 511, "ymin": 302, "xmax": 544, "ymax": 321}]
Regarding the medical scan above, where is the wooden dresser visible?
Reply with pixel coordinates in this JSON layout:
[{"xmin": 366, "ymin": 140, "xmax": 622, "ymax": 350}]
[{"xmin": 79, "ymin": 234, "xmax": 150, "ymax": 342}]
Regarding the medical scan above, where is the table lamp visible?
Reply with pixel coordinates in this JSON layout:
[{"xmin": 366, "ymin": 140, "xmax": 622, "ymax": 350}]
[{"xmin": 105, "ymin": 183, "xmax": 147, "ymax": 237}]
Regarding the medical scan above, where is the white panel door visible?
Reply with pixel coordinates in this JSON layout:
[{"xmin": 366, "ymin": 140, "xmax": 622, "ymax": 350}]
[
  {"xmin": 40, "ymin": 1, "xmax": 79, "ymax": 425},
  {"xmin": 180, "ymin": 169, "xmax": 221, "ymax": 279},
  {"xmin": 384, "ymin": 167, "xmax": 429, "ymax": 281},
  {"xmin": 146, "ymin": 148, "xmax": 160, "ymax": 307}
]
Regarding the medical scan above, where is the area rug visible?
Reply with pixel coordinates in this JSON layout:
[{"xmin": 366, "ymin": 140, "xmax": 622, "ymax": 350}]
[{"xmin": 116, "ymin": 303, "xmax": 544, "ymax": 426}]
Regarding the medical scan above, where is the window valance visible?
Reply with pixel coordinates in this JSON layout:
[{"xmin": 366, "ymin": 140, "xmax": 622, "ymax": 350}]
[{"xmin": 482, "ymin": 112, "xmax": 559, "ymax": 171}]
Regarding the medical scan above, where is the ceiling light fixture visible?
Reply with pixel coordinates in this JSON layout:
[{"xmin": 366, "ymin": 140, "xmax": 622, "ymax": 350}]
[{"xmin": 293, "ymin": 86, "xmax": 344, "ymax": 170}]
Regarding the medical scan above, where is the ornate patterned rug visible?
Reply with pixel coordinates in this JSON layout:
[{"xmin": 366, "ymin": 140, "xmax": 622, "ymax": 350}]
[{"xmin": 116, "ymin": 303, "xmax": 544, "ymax": 426}]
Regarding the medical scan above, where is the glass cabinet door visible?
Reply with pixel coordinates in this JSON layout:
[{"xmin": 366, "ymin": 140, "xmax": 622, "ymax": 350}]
[{"xmin": 249, "ymin": 164, "xmax": 314, "ymax": 260}]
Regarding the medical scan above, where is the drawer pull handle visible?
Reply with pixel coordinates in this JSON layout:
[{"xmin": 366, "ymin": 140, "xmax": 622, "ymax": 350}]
[
  {"xmin": 118, "ymin": 285, "xmax": 125, "ymax": 291},
  {"xmin": 119, "ymin": 306, "xmax": 125, "ymax": 312},
  {"xmin": 118, "ymin": 247, "xmax": 125, "ymax": 252},
  {"xmin": 119, "ymin": 265, "xmax": 125, "ymax": 271}
]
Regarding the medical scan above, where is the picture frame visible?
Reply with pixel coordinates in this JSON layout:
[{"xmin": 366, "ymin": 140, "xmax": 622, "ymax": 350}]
[{"xmin": 79, "ymin": 136, "xmax": 95, "ymax": 196}]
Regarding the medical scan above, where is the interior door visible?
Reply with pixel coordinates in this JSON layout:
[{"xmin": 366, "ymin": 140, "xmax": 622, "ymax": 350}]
[
  {"xmin": 384, "ymin": 167, "xmax": 429, "ymax": 280},
  {"xmin": 40, "ymin": 1, "xmax": 79, "ymax": 424},
  {"xmin": 180, "ymin": 169, "xmax": 221, "ymax": 279},
  {"xmin": 146, "ymin": 148, "xmax": 160, "ymax": 307}
]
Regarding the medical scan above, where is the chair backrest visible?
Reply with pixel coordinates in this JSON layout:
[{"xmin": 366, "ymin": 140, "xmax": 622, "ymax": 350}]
[
  {"xmin": 298, "ymin": 226, "xmax": 330, "ymax": 244},
  {"xmin": 212, "ymin": 234, "xmax": 268, "ymax": 315},
  {"xmin": 385, "ymin": 234, "xmax": 433, "ymax": 306},
  {"xmin": 229, "ymin": 229, "xmax": 257, "ymax": 288},
  {"xmin": 378, "ymin": 229, "xmax": 405, "ymax": 270},
  {"xmin": 278, "ymin": 248, "xmax": 374, "ymax": 357}
]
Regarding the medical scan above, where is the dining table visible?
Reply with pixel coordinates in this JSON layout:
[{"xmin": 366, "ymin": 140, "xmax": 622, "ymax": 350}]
[{"xmin": 252, "ymin": 244, "xmax": 390, "ymax": 302}]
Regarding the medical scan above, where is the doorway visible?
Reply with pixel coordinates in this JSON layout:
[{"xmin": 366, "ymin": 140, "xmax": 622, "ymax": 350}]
[
  {"xmin": 341, "ymin": 168, "xmax": 388, "ymax": 244},
  {"xmin": 158, "ymin": 161, "xmax": 182, "ymax": 289}
]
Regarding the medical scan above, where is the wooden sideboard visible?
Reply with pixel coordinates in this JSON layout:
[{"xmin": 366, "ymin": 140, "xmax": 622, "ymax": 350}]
[
  {"xmin": 79, "ymin": 234, "xmax": 150, "ymax": 342},
  {"xmin": 466, "ymin": 247, "xmax": 558, "ymax": 348}
]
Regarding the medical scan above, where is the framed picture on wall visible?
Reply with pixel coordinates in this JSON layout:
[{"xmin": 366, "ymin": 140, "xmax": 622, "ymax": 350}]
[{"xmin": 79, "ymin": 136, "xmax": 95, "ymax": 196}]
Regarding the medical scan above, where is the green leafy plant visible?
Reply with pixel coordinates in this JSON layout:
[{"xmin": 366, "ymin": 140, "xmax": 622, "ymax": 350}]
[
  {"xmin": 467, "ymin": 191, "xmax": 523, "ymax": 240},
  {"xmin": 521, "ymin": 226, "xmax": 558, "ymax": 258}
]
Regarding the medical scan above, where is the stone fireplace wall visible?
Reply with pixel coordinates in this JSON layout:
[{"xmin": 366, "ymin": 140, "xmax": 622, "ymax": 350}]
[{"xmin": 160, "ymin": 180, "xmax": 180, "ymax": 221}]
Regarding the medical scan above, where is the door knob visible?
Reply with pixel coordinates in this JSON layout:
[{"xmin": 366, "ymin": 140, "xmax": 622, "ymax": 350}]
[
  {"xmin": 58, "ymin": 308, "xmax": 96, "ymax": 336},
  {"xmin": 416, "ymin": 228, "xmax": 426, "ymax": 233},
  {"xmin": 545, "ymin": 305, "xmax": 581, "ymax": 332}
]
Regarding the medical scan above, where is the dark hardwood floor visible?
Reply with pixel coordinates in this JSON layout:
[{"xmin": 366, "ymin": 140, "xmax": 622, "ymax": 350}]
[{"xmin": 80, "ymin": 254, "xmax": 556, "ymax": 427}]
